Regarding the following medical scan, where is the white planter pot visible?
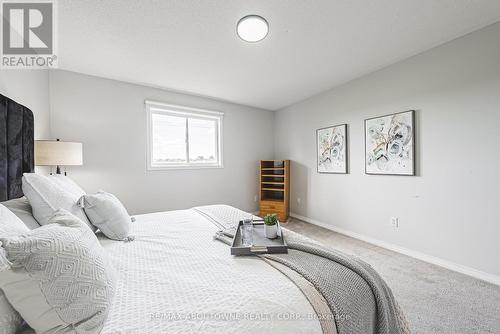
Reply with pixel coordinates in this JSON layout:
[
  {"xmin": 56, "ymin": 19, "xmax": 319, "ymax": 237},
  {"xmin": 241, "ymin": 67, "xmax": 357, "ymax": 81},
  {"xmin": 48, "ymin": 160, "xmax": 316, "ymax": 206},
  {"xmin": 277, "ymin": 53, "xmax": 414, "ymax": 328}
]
[{"xmin": 264, "ymin": 223, "xmax": 278, "ymax": 239}]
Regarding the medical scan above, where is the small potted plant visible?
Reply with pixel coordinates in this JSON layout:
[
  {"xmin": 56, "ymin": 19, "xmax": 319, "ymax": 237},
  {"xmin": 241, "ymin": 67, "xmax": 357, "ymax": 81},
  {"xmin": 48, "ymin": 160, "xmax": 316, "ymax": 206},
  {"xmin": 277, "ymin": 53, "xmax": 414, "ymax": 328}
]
[{"xmin": 263, "ymin": 213, "xmax": 279, "ymax": 239}]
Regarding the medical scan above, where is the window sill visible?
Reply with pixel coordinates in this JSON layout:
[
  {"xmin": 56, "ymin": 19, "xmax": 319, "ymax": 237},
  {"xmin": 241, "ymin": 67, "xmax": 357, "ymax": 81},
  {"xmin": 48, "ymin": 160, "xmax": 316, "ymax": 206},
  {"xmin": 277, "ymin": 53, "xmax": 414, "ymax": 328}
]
[{"xmin": 147, "ymin": 164, "xmax": 223, "ymax": 171}]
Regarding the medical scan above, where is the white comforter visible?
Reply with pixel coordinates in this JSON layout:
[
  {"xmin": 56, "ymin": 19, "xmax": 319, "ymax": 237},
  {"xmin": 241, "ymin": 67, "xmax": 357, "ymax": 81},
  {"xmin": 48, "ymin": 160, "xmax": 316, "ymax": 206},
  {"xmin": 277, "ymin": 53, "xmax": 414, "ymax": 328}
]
[{"xmin": 98, "ymin": 208, "xmax": 322, "ymax": 334}]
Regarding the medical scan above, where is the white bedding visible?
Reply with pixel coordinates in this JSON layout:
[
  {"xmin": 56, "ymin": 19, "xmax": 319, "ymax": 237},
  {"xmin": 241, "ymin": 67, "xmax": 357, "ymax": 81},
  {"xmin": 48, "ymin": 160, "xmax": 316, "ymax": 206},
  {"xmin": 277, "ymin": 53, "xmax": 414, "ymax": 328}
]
[{"xmin": 98, "ymin": 208, "xmax": 322, "ymax": 334}]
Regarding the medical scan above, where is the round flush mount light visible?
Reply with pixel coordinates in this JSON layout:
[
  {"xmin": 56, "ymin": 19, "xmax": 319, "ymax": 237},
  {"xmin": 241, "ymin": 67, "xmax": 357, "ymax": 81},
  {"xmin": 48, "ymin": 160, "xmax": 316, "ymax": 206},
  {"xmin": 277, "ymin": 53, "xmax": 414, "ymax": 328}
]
[{"xmin": 237, "ymin": 15, "xmax": 269, "ymax": 42}]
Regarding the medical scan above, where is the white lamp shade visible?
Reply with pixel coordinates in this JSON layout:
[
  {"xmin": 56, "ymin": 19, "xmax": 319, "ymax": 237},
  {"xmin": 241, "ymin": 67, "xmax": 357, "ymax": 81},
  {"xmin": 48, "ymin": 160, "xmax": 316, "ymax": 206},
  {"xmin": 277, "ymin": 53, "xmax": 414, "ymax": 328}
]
[{"xmin": 35, "ymin": 140, "xmax": 83, "ymax": 166}]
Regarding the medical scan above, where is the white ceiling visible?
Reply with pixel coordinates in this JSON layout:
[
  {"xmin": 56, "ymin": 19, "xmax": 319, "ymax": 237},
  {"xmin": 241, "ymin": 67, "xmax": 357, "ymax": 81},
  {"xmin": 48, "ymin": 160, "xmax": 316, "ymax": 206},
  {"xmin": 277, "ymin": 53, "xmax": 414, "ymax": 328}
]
[{"xmin": 58, "ymin": 0, "xmax": 500, "ymax": 110}]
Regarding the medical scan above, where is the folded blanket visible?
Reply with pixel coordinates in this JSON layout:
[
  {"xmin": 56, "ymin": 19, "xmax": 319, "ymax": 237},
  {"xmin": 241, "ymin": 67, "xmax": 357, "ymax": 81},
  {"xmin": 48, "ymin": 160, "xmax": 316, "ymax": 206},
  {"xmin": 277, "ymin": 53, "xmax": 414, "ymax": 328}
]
[{"xmin": 194, "ymin": 205, "xmax": 411, "ymax": 334}]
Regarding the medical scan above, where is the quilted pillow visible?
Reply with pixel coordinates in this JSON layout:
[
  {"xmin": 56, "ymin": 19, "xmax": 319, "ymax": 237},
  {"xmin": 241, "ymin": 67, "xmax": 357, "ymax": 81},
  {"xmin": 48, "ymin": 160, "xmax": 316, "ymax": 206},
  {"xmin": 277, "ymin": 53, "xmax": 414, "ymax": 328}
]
[
  {"xmin": 0, "ymin": 209, "xmax": 116, "ymax": 334},
  {"xmin": 21, "ymin": 173, "xmax": 95, "ymax": 231},
  {"xmin": 79, "ymin": 191, "xmax": 134, "ymax": 241}
]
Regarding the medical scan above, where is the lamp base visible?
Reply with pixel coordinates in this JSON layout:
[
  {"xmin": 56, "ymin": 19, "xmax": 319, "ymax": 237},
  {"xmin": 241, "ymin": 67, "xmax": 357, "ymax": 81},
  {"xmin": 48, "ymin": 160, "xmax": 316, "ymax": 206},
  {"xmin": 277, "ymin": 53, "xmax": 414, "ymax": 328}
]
[{"xmin": 51, "ymin": 166, "xmax": 66, "ymax": 176}]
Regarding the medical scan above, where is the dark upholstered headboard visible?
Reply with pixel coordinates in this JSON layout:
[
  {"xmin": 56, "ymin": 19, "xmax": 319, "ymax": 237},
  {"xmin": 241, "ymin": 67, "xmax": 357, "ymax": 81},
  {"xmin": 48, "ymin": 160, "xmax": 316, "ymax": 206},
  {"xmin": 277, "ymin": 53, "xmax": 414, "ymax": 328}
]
[{"xmin": 0, "ymin": 94, "xmax": 34, "ymax": 201}]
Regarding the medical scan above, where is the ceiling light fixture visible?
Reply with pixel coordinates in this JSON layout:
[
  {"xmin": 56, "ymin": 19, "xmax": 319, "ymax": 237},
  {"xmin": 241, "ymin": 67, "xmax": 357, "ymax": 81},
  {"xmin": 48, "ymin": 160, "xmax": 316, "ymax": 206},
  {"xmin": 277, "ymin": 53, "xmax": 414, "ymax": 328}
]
[{"xmin": 237, "ymin": 15, "xmax": 269, "ymax": 43}]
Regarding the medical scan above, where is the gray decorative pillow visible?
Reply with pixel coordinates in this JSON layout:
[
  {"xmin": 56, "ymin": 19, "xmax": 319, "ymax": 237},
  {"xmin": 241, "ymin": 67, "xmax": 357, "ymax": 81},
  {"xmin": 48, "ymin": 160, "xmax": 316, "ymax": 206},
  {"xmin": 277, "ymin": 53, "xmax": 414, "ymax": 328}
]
[
  {"xmin": 79, "ymin": 191, "xmax": 133, "ymax": 241},
  {"xmin": 0, "ymin": 209, "xmax": 116, "ymax": 334}
]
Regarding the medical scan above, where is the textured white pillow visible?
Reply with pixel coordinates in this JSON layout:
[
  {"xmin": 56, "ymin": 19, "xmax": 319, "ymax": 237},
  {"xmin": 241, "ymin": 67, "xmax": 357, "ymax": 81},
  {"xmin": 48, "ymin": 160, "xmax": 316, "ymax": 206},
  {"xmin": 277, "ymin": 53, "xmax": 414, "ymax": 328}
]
[
  {"xmin": 0, "ymin": 209, "xmax": 116, "ymax": 334},
  {"xmin": 21, "ymin": 173, "xmax": 95, "ymax": 231},
  {"xmin": 80, "ymin": 191, "xmax": 133, "ymax": 241}
]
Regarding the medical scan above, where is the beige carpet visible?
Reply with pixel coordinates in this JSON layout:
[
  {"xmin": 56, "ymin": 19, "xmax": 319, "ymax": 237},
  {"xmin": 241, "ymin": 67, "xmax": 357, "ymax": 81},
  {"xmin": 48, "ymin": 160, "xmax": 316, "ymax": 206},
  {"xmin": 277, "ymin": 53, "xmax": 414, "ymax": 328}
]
[{"xmin": 284, "ymin": 218, "xmax": 500, "ymax": 334}]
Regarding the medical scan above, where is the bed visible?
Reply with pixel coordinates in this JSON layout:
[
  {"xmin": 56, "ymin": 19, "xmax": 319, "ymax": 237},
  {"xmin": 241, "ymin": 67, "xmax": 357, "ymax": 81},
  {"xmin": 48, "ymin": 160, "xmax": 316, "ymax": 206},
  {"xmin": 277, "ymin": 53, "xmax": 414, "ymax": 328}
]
[
  {"xmin": 0, "ymin": 94, "xmax": 409, "ymax": 334},
  {"xmin": 98, "ymin": 208, "xmax": 323, "ymax": 334}
]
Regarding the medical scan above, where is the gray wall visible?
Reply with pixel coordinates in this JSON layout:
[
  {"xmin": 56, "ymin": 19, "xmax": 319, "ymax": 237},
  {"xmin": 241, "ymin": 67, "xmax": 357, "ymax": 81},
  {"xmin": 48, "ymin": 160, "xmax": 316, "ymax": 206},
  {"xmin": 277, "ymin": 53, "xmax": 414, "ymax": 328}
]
[
  {"xmin": 49, "ymin": 70, "xmax": 274, "ymax": 215},
  {"xmin": 274, "ymin": 22, "xmax": 500, "ymax": 277},
  {"xmin": 0, "ymin": 70, "xmax": 51, "ymax": 139}
]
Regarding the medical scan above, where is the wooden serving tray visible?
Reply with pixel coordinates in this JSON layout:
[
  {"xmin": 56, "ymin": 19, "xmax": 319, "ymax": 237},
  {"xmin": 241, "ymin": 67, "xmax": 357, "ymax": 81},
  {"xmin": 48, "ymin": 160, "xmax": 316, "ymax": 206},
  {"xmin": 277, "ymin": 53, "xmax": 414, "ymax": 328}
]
[{"xmin": 231, "ymin": 221, "xmax": 288, "ymax": 256}]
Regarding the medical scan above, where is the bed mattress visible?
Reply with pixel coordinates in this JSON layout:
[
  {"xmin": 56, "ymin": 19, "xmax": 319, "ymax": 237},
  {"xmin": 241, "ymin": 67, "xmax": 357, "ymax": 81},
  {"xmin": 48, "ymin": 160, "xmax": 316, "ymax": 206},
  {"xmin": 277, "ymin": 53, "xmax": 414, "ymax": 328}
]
[{"xmin": 98, "ymin": 209, "xmax": 322, "ymax": 334}]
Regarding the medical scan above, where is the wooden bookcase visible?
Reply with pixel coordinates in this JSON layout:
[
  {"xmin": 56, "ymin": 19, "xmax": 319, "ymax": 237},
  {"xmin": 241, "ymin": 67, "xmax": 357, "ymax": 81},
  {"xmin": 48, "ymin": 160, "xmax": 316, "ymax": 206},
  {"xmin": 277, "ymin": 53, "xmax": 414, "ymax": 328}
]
[{"xmin": 259, "ymin": 160, "xmax": 290, "ymax": 222}]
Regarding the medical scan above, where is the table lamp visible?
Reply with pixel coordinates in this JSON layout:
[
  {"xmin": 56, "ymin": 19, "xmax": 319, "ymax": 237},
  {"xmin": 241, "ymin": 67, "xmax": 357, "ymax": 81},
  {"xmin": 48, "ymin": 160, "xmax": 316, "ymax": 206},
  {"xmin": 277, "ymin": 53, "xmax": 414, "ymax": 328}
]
[{"xmin": 35, "ymin": 139, "xmax": 83, "ymax": 175}]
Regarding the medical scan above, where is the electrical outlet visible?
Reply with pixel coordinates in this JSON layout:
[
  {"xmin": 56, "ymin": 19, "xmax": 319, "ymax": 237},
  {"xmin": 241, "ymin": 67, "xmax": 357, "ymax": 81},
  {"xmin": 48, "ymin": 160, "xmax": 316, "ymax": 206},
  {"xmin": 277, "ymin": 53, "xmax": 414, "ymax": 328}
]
[
  {"xmin": 391, "ymin": 217, "xmax": 399, "ymax": 228},
  {"xmin": 297, "ymin": 198, "xmax": 301, "ymax": 205},
  {"xmin": 254, "ymin": 195, "xmax": 258, "ymax": 202}
]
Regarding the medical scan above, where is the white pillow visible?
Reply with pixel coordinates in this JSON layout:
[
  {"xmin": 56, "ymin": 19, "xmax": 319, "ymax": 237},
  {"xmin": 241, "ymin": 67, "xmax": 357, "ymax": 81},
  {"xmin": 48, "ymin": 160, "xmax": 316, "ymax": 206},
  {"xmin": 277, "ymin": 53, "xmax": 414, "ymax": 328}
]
[
  {"xmin": 48, "ymin": 174, "xmax": 86, "ymax": 198},
  {"xmin": 0, "ymin": 247, "xmax": 24, "ymax": 334},
  {"xmin": 1, "ymin": 197, "xmax": 40, "ymax": 230},
  {"xmin": 21, "ymin": 173, "xmax": 95, "ymax": 231},
  {"xmin": 0, "ymin": 209, "xmax": 116, "ymax": 334},
  {"xmin": 0, "ymin": 203, "xmax": 30, "ymax": 237},
  {"xmin": 80, "ymin": 191, "xmax": 133, "ymax": 241},
  {"xmin": 0, "ymin": 205, "xmax": 27, "ymax": 334}
]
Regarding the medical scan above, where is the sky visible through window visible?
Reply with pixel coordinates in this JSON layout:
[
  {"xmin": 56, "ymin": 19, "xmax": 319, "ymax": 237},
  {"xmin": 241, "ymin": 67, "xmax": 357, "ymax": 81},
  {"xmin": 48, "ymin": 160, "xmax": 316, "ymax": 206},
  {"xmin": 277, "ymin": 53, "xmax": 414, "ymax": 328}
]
[{"xmin": 152, "ymin": 113, "xmax": 216, "ymax": 164}]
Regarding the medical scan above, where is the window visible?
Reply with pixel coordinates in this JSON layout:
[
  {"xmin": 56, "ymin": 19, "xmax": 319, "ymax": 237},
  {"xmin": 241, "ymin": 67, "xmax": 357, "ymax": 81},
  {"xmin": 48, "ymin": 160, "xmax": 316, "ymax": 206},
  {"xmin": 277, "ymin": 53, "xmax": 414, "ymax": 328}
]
[{"xmin": 146, "ymin": 101, "xmax": 223, "ymax": 170}]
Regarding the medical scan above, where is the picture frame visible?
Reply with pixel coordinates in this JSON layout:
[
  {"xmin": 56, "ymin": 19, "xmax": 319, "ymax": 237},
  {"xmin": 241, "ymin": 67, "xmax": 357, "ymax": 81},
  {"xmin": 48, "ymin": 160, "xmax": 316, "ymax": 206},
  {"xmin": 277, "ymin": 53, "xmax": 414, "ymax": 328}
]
[
  {"xmin": 316, "ymin": 123, "xmax": 348, "ymax": 174},
  {"xmin": 364, "ymin": 110, "xmax": 415, "ymax": 176}
]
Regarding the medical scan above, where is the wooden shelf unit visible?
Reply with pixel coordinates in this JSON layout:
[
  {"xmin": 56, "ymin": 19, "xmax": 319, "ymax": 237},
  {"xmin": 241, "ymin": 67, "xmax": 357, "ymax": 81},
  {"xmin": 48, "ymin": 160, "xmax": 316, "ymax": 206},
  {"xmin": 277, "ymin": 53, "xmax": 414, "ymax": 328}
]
[{"xmin": 259, "ymin": 160, "xmax": 290, "ymax": 222}]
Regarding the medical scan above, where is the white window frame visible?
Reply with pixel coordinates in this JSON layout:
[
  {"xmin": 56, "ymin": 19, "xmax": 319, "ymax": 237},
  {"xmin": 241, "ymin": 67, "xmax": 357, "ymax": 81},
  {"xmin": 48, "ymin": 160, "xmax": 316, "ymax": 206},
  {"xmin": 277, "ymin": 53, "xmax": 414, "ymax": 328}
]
[{"xmin": 146, "ymin": 100, "xmax": 224, "ymax": 170}]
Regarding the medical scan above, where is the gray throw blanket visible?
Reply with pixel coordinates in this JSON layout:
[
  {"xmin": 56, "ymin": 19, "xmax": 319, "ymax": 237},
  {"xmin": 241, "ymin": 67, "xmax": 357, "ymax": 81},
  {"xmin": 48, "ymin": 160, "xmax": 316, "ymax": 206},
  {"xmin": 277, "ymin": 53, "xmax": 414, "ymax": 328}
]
[{"xmin": 194, "ymin": 205, "xmax": 410, "ymax": 334}]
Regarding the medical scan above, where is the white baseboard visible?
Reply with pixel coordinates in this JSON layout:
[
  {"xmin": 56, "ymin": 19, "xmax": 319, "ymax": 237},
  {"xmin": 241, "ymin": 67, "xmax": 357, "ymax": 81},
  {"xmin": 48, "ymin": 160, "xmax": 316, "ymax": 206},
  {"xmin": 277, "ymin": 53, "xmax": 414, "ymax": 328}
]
[{"xmin": 290, "ymin": 212, "xmax": 500, "ymax": 286}]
